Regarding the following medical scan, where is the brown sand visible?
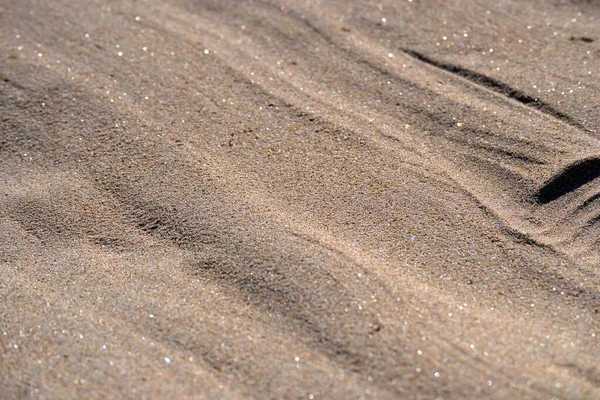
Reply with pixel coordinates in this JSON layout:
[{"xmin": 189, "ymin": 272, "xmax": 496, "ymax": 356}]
[{"xmin": 1, "ymin": 0, "xmax": 599, "ymax": 398}]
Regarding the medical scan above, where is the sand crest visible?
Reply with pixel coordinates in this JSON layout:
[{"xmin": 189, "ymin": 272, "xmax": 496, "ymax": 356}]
[{"xmin": 1, "ymin": 1, "xmax": 599, "ymax": 398}]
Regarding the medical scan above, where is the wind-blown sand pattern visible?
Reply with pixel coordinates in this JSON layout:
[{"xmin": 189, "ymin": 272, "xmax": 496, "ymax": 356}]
[{"xmin": 1, "ymin": 0, "xmax": 599, "ymax": 399}]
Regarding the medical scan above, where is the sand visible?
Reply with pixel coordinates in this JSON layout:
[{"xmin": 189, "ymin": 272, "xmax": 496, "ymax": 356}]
[{"xmin": 1, "ymin": 0, "xmax": 599, "ymax": 398}]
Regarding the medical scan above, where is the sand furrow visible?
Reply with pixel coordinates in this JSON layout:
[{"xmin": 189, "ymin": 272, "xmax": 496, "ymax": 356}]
[{"xmin": 1, "ymin": 0, "xmax": 599, "ymax": 399}]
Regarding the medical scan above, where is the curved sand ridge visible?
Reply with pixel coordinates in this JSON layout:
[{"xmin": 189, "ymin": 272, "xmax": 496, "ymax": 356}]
[{"xmin": 1, "ymin": 0, "xmax": 599, "ymax": 399}]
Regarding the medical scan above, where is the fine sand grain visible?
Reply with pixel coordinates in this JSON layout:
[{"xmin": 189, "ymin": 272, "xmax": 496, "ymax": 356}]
[{"xmin": 1, "ymin": 1, "xmax": 599, "ymax": 399}]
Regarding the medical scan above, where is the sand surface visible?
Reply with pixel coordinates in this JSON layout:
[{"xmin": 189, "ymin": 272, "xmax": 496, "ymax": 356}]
[{"xmin": 1, "ymin": 0, "xmax": 599, "ymax": 398}]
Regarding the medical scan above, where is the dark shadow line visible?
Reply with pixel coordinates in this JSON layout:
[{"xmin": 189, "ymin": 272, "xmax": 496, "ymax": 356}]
[
  {"xmin": 402, "ymin": 49, "xmax": 588, "ymax": 132},
  {"xmin": 535, "ymin": 157, "xmax": 600, "ymax": 204}
]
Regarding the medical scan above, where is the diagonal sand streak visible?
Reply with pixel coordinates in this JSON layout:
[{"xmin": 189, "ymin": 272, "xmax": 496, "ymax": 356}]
[
  {"xmin": 1, "ymin": 0, "xmax": 599, "ymax": 398},
  {"xmin": 142, "ymin": 0, "xmax": 600, "ymax": 261}
]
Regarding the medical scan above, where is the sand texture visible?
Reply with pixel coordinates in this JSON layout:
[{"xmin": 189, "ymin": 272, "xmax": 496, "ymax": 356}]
[{"xmin": 1, "ymin": 0, "xmax": 599, "ymax": 399}]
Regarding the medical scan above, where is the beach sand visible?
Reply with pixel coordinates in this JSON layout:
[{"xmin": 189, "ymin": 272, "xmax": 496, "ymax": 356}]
[{"xmin": 1, "ymin": 0, "xmax": 599, "ymax": 398}]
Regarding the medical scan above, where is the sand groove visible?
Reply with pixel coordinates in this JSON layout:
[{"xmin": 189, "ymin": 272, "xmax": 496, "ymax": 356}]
[
  {"xmin": 535, "ymin": 158, "xmax": 600, "ymax": 204},
  {"xmin": 402, "ymin": 49, "xmax": 588, "ymax": 132},
  {"xmin": 1, "ymin": 0, "xmax": 599, "ymax": 399}
]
